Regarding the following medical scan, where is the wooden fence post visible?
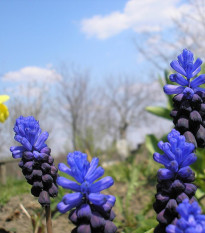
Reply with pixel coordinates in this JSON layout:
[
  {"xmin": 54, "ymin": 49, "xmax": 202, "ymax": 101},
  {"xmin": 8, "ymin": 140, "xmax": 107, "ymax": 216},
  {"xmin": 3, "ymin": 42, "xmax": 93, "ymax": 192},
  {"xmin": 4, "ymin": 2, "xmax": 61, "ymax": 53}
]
[{"xmin": 0, "ymin": 162, "xmax": 6, "ymax": 185}]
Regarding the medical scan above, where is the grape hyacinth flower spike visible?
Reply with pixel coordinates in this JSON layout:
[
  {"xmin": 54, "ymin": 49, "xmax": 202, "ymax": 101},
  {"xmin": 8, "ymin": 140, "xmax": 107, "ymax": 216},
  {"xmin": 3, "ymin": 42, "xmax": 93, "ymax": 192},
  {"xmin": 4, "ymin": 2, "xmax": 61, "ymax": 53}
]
[
  {"xmin": 166, "ymin": 199, "xmax": 205, "ymax": 233},
  {"xmin": 57, "ymin": 151, "xmax": 117, "ymax": 233},
  {"xmin": 10, "ymin": 116, "xmax": 58, "ymax": 233},
  {"xmin": 164, "ymin": 48, "xmax": 205, "ymax": 148},
  {"xmin": 153, "ymin": 129, "xmax": 197, "ymax": 233}
]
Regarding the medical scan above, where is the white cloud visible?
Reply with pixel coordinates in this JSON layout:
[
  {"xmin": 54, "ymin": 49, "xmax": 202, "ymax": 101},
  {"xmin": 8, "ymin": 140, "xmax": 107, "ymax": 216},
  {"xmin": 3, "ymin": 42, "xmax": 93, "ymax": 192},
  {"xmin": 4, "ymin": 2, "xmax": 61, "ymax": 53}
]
[
  {"xmin": 2, "ymin": 66, "xmax": 61, "ymax": 83},
  {"xmin": 81, "ymin": 0, "xmax": 191, "ymax": 39}
]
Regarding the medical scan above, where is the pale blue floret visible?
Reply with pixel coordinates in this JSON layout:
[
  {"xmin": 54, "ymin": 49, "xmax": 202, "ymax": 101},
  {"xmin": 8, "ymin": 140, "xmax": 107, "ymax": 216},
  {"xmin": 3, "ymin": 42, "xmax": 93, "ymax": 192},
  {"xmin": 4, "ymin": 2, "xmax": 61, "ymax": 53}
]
[
  {"xmin": 10, "ymin": 116, "xmax": 49, "ymax": 159},
  {"xmin": 166, "ymin": 199, "xmax": 205, "ymax": 233},
  {"xmin": 153, "ymin": 129, "xmax": 196, "ymax": 180},
  {"xmin": 57, "ymin": 151, "xmax": 115, "ymax": 213},
  {"xmin": 164, "ymin": 49, "xmax": 205, "ymax": 98}
]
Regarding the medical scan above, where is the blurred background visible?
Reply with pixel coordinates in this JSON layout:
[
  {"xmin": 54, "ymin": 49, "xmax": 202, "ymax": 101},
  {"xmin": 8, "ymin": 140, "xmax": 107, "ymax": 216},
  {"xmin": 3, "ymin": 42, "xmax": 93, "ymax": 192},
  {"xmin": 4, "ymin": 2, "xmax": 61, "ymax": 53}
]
[{"xmin": 1, "ymin": 0, "xmax": 205, "ymax": 232}]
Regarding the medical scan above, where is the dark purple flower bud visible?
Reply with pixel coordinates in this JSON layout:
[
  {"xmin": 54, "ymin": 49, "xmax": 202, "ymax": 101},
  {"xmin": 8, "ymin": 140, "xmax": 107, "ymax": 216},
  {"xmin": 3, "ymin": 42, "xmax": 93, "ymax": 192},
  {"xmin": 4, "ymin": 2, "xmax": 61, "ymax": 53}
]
[
  {"xmin": 90, "ymin": 211, "xmax": 105, "ymax": 229},
  {"xmin": 31, "ymin": 181, "xmax": 43, "ymax": 197},
  {"xmin": 190, "ymin": 110, "xmax": 202, "ymax": 124},
  {"xmin": 180, "ymin": 101, "xmax": 192, "ymax": 112},
  {"xmin": 77, "ymin": 224, "xmax": 91, "ymax": 233},
  {"xmin": 176, "ymin": 192, "xmax": 189, "ymax": 203},
  {"xmin": 157, "ymin": 209, "xmax": 169, "ymax": 225},
  {"xmin": 170, "ymin": 110, "xmax": 178, "ymax": 118},
  {"xmin": 184, "ymin": 183, "xmax": 197, "ymax": 196},
  {"xmin": 18, "ymin": 160, "xmax": 24, "ymax": 168},
  {"xmin": 156, "ymin": 194, "xmax": 170, "ymax": 204},
  {"xmin": 101, "ymin": 202, "xmax": 113, "ymax": 213},
  {"xmin": 25, "ymin": 173, "xmax": 33, "ymax": 185},
  {"xmin": 41, "ymin": 163, "xmax": 51, "ymax": 173},
  {"xmin": 48, "ymin": 183, "xmax": 58, "ymax": 197},
  {"xmin": 31, "ymin": 169, "xmax": 43, "ymax": 180},
  {"xmin": 200, "ymin": 103, "xmax": 205, "ymax": 112},
  {"xmin": 192, "ymin": 94, "xmax": 202, "ymax": 104},
  {"xmin": 183, "ymin": 131, "xmax": 197, "ymax": 148},
  {"xmin": 176, "ymin": 117, "xmax": 189, "ymax": 132},
  {"xmin": 23, "ymin": 151, "xmax": 34, "ymax": 161},
  {"xmin": 48, "ymin": 156, "xmax": 54, "ymax": 165},
  {"xmin": 50, "ymin": 165, "xmax": 58, "ymax": 176},
  {"xmin": 69, "ymin": 209, "xmax": 78, "ymax": 225},
  {"xmin": 40, "ymin": 147, "xmax": 51, "ymax": 155},
  {"xmin": 77, "ymin": 204, "xmax": 92, "ymax": 221},
  {"xmin": 170, "ymin": 180, "xmax": 185, "ymax": 194},
  {"xmin": 154, "ymin": 193, "xmax": 170, "ymax": 213},
  {"xmin": 41, "ymin": 153, "xmax": 49, "ymax": 162},
  {"xmin": 42, "ymin": 174, "xmax": 53, "ymax": 185},
  {"xmin": 165, "ymin": 199, "xmax": 178, "ymax": 215},
  {"xmin": 196, "ymin": 125, "xmax": 205, "ymax": 146},
  {"xmin": 109, "ymin": 211, "xmax": 116, "ymax": 221},
  {"xmin": 104, "ymin": 220, "xmax": 117, "ymax": 233},
  {"xmin": 38, "ymin": 190, "xmax": 50, "ymax": 206},
  {"xmin": 173, "ymin": 94, "xmax": 184, "ymax": 103},
  {"xmin": 23, "ymin": 161, "xmax": 33, "ymax": 173}
]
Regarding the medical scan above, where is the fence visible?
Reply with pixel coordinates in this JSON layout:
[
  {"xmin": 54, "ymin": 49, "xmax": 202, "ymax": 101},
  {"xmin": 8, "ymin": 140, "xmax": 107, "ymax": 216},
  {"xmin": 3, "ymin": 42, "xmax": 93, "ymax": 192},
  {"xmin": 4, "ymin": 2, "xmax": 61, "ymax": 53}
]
[{"xmin": 0, "ymin": 158, "xmax": 20, "ymax": 184}]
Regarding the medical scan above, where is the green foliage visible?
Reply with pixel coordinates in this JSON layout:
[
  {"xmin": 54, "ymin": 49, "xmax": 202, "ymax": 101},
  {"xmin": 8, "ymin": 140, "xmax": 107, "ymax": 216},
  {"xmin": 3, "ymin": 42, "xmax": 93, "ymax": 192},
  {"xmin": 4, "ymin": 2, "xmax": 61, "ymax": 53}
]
[
  {"xmin": 146, "ymin": 106, "xmax": 171, "ymax": 120},
  {"xmin": 145, "ymin": 228, "xmax": 154, "ymax": 233},
  {"xmin": 0, "ymin": 177, "xmax": 30, "ymax": 206},
  {"xmin": 107, "ymin": 156, "xmax": 157, "ymax": 232},
  {"xmin": 146, "ymin": 70, "xmax": 174, "ymax": 121}
]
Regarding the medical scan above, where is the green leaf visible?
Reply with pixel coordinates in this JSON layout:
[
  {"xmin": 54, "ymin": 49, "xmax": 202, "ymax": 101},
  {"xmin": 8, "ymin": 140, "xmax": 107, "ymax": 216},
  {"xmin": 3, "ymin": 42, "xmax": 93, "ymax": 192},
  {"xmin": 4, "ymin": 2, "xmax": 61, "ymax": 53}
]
[
  {"xmin": 196, "ymin": 188, "xmax": 205, "ymax": 199},
  {"xmin": 146, "ymin": 106, "xmax": 171, "ymax": 120},
  {"xmin": 144, "ymin": 228, "xmax": 154, "ymax": 233},
  {"xmin": 145, "ymin": 134, "xmax": 161, "ymax": 155}
]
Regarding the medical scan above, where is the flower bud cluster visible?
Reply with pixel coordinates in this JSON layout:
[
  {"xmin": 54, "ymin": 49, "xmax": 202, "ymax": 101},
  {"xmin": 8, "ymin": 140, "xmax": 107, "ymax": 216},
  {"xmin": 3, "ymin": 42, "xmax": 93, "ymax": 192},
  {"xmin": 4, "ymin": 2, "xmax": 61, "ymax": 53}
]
[
  {"xmin": 57, "ymin": 151, "xmax": 117, "ymax": 233},
  {"xmin": 153, "ymin": 129, "xmax": 197, "ymax": 233},
  {"xmin": 69, "ymin": 200, "xmax": 116, "ymax": 233},
  {"xmin": 163, "ymin": 48, "xmax": 205, "ymax": 148},
  {"xmin": 171, "ymin": 91, "xmax": 205, "ymax": 148},
  {"xmin": 10, "ymin": 116, "xmax": 58, "ymax": 206}
]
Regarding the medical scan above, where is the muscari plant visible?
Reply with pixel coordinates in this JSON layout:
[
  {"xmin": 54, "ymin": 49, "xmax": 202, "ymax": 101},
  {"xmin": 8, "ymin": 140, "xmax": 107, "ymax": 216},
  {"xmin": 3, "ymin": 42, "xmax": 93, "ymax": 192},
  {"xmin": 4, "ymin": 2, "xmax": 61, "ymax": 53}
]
[
  {"xmin": 10, "ymin": 116, "xmax": 58, "ymax": 233},
  {"xmin": 9, "ymin": 49, "xmax": 205, "ymax": 233},
  {"xmin": 10, "ymin": 116, "xmax": 117, "ymax": 233},
  {"xmin": 152, "ymin": 49, "xmax": 205, "ymax": 233},
  {"xmin": 57, "ymin": 151, "xmax": 117, "ymax": 233}
]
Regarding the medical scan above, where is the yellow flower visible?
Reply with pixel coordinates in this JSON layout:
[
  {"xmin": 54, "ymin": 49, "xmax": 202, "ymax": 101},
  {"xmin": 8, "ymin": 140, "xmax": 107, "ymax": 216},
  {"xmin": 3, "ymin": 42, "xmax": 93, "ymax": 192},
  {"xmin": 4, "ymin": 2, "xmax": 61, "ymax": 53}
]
[{"xmin": 0, "ymin": 95, "xmax": 10, "ymax": 123}]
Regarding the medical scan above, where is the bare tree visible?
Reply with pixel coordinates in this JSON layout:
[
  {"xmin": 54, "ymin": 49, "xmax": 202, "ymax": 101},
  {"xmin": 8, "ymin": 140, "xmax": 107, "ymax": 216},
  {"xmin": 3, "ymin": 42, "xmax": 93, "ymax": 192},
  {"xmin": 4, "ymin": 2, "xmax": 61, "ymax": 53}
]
[
  {"xmin": 134, "ymin": 0, "xmax": 205, "ymax": 70},
  {"xmin": 103, "ymin": 75, "xmax": 151, "ymax": 141},
  {"xmin": 56, "ymin": 65, "xmax": 98, "ymax": 151}
]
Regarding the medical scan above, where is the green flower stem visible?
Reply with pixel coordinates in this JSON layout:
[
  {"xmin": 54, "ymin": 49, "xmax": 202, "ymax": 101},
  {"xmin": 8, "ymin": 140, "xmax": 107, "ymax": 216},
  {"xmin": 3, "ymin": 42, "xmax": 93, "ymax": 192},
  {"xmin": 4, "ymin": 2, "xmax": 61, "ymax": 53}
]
[{"xmin": 45, "ymin": 206, "xmax": 53, "ymax": 233}]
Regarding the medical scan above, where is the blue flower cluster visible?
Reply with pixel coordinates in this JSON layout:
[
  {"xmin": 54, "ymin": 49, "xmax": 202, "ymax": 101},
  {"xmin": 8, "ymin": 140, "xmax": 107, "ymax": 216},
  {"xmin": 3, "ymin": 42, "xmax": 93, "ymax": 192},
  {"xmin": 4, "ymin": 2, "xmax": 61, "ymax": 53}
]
[
  {"xmin": 166, "ymin": 199, "xmax": 205, "ymax": 233},
  {"xmin": 164, "ymin": 49, "xmax": 205, "ymax": 99},
  {"xmin": 10, "ymin": 116, "xmax": 58, "ymax": 206},
  {"xmin": 57, "ymin": 151, "xmax": 117, "ymax": 233},
  {"xmin": 10, "ymin": 116, "xmax": 49, "ymax": 160},
  {"xmin": 153, "ymin": 129, "xmax": 196, "ymax": 181},
  {"xmin": 153, "ymin": 129, "xmax": 197, "ymax": 233}
]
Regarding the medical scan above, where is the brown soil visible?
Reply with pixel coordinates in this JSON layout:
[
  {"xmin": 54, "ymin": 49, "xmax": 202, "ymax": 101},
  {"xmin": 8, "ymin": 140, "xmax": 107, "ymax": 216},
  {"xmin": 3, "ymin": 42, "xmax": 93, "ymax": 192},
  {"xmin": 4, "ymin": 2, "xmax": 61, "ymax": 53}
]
[
  {"xmin": 0, "ymin": 194, "xmax": 73, "ymax": 233},
  {"xmin": 0, "ymin": 180, "xmax": 155, "ymax": 233}
]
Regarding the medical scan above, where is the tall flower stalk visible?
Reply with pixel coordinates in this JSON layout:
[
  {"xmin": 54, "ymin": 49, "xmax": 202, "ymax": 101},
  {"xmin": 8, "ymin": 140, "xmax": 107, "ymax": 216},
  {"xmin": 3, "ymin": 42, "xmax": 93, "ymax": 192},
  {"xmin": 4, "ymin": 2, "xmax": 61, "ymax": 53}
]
[
  {"xmin": 164, "ymin": 49, "xmax": 205, "ymax": 148},
  {"xmin": 152, "ymin": 48, "xmax": 205, "ymax": 233},
  {"xmin": 10, "ymin": 116, "xmax": 58, "ymax": 233},
  {"xmin": 153, "ymin": 129, "xmax": 197, "ymax": 232},
  {"xmin": 57, "ymin": 151, "xmax": 117, "ymax": 233}
]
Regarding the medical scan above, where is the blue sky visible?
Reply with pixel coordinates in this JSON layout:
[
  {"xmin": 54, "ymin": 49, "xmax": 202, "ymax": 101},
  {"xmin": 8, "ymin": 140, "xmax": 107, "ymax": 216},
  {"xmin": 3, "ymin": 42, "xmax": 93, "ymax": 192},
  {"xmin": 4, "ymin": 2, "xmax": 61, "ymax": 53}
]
[{"xmin": 0, "ymin": 0, "xmax": 189, "ymax": 90}]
